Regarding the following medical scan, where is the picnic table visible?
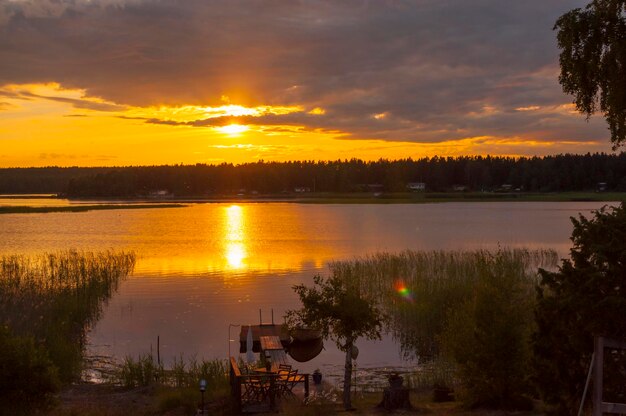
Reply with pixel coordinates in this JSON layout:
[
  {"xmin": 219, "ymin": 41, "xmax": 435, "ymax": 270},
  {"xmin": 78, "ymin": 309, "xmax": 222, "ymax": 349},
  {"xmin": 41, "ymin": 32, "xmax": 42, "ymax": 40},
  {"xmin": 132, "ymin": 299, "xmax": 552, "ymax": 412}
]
[{"xmin": 260, "ymin": 335, "xmax": 289, "ymax": 371}]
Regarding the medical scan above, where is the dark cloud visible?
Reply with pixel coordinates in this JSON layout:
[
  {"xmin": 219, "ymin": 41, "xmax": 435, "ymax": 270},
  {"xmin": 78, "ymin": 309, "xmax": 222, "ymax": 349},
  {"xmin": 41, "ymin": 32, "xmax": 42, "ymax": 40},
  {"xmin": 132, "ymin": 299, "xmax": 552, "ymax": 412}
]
[
  {"xmin": 2, "ymin": 87, "xmax": 126, "ymax": 111},
  {"xmin": 21, "ymin": 91, "xmax": 125, "ymax": 111},
  {"xmin": 0, "ymin": 0, "xmax": 609, "ymax": 146}
]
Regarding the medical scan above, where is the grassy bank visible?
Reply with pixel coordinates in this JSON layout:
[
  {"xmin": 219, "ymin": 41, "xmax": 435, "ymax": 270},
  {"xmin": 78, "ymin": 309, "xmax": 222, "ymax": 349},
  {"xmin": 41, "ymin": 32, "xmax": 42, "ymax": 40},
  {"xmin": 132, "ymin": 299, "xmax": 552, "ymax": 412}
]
[
  {"xmin": 48, "ymin": 383, "xmax": 545, "ymax": 416},
  {"xmin": 0, "ymin": 203, "xmax": 185, "ymax": 214}
]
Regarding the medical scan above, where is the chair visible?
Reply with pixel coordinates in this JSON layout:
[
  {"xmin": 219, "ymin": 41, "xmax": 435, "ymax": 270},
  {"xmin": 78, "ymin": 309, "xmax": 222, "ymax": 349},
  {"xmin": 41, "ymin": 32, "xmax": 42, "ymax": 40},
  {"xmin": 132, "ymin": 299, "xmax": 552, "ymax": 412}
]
[
  {"xmin": 241, "ymin": 375, "xmax": 270, "ymax": 404},
  {"xmin": 278, "ymin": 369, "xmax": 304, "ymax": 398}
]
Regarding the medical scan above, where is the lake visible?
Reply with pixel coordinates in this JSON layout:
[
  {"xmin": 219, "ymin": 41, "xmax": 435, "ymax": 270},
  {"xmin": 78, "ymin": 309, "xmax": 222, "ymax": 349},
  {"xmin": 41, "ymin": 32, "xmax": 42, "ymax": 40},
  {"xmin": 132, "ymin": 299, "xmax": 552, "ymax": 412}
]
[{"xmin": 0, "ymin": 198, "xmax": 618, "ymax": 384}]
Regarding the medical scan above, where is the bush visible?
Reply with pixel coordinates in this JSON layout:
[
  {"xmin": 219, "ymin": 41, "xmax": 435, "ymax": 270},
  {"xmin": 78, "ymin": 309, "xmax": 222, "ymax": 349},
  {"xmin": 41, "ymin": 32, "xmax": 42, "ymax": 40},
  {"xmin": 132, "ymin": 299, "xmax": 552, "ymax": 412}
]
[
  {"xmin": 329, "ymin": 248, "xmax": 556, "ymax": 409},
  {"xmin": 441, "ymin": 251, "xmax": 535, "ymax": 409},
  {"xmin": 0, "ymin": 326, "xmax": 60, "ymax": 414},
  {"xmin": 533, "ymin": 203, "xmax": 626, "ymax": 415}
]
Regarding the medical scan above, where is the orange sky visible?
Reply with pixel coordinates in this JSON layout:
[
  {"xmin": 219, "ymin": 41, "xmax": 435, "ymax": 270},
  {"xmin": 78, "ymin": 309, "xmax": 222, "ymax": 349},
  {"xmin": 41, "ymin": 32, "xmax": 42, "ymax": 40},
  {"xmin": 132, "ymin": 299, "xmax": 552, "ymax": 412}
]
[
  {"xmin": 0, "ymin": 1, "xmax": 616, "ymax": 167},
  {"xmin": 0, "ymin": 83, "xmax": 611, "ymax": 167}
]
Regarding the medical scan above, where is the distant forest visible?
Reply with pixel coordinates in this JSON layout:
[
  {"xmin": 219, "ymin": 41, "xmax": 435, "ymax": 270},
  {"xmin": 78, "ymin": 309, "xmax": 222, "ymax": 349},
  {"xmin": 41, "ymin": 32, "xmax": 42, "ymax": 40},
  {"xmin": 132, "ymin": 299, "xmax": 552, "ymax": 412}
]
[{"xmin": 1, "ymin": 153, "xmax": 625, "ymax": 197}]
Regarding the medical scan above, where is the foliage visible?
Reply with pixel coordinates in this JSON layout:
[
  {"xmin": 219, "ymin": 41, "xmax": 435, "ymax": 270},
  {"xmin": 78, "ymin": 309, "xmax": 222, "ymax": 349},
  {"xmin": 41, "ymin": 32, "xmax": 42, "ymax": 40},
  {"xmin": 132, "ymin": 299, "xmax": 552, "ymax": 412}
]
[
  {"xmin": 286, "ymin": 274, "xmax": 386, "ymax": 410},
  {"xmin": 330, "ymin": 249, "xmax": 557, "ymax": 409},
  {"xmin": 114, "ymin": 354, "xmax": 228, "ymax": 392},
  {"xmin": 533, "ymin": 203, "xmax": 626, "ymax": 414},
  {"xmin": 0, "ymin": 250, "xmax": 135, "ymax": 382},
  {"xmin": 330, "ymin": 249, "xmax": 557, "ymax": 360},
  {"xmin": 441, "ymin": 252, "xmax": 536, "ymax": 409},
  {"xmin": 3, "ymin": 153, "xmax": 626, "ymax": 196},
  {"xmin": 555, "ymin": 1, "xmax": 626, "ymax": 148},
  {"xmin": 0, "ymin": 326, "xmax": 60, "ymax": 414},
  {"xmin": 287, "ymin": 275, "xmax": 386, "ymax": 350}
]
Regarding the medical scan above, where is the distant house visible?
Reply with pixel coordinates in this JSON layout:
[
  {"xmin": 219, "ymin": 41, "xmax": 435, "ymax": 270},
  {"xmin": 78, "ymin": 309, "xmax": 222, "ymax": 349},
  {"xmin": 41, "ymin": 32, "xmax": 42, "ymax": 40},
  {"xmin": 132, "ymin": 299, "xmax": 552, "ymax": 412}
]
[
  {"xmin": 406, "ymin": 182, "xmax": 426, "ymax": 192},
  {"xmin": 355, "ymin": 183, "xmax": 384, "ymax": 192},
  {"xmin": 294, "ymin": 187, "xmax": 311, "ymax": 193},
  {"xmin": 500, "ymin": 184, "xmax": 513, "ymax": 191},
  {"xmin": 149, "ymin": 189, "xmax": 172, "ymax": 198},
  {"xmin": 597, "ymin": 182, "xmax": 608, "ymax": 192},
  {"xmin": 452, "ymin": 185, "xmax": 468, "ymax": 192}
]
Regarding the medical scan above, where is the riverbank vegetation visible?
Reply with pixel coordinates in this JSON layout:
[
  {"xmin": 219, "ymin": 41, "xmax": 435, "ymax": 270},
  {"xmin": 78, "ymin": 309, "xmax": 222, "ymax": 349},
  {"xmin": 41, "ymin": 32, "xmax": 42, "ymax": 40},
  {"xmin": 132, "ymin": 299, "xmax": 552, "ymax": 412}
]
[
  {"xmin": 0, "ymin": 203, "xmax": 185, "ymax": 214},
  {"xmin": 327, "ymin": 249, "xmax": 558, "ymax": 409},
  {"xmin": 2, "ymin": 153, "xmax": 626, "ymax": 197},
  {"xmin": 534, "ymin": 204, "xmax": 626, "ymax": 414},
  {"xmin": 0, "ymin": 250, "xmax": 135, "ymax": 413}
]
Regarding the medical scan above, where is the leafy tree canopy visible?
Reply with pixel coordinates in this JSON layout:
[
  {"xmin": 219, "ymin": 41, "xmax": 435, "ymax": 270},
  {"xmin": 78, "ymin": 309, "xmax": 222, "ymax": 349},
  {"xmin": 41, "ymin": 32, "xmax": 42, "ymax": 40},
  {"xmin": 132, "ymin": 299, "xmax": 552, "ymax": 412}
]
[
  {"xmin": 286, "ymin": 274, "xmax": 386, "ymax": 409},
  {"xmin": 533, "ymin": 203, "xmax": 626, "ymax": 414},
  {"xmin": 555, "ymin": 1, "xmax": 626, "ymax": 148}
]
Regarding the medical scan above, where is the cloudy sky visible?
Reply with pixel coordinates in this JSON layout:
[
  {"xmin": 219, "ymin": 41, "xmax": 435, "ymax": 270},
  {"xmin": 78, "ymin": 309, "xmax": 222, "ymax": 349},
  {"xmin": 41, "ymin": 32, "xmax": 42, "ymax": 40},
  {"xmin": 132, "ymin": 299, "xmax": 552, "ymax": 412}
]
[{"xmin": 0, "ymin": 0, "xmax": 614, "ymax": 167}]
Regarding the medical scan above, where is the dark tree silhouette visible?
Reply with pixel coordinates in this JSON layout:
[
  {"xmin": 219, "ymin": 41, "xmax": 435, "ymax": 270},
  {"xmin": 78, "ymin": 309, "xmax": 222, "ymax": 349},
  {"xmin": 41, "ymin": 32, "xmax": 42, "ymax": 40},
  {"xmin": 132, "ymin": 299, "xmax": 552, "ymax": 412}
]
[
  {"xmin": 555, "ymin": 0, "xmax": 626, "ymax": 148},
  {"xmin": 286, "ymin": 275, "xmax": 385, "ymax": 410},
  {"xmin": 533, "ymin": 204, "xmax": 626, "ymax": 414}
]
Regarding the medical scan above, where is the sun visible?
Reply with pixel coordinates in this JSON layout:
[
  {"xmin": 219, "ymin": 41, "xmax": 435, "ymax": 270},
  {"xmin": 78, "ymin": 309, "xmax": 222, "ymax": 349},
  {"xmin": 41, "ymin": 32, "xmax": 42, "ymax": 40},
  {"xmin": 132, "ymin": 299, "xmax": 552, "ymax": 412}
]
[{"xmin": 217, "ymin": 124, "xmax": 249, "ymax": 135}]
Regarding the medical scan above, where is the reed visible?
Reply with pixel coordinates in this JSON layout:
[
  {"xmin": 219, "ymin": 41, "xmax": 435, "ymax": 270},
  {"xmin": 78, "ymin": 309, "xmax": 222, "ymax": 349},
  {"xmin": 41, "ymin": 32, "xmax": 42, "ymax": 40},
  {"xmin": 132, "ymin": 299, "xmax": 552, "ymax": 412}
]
[
  {"xmin": 0, "ymin": 250, "xmax": 136, "ymax": 382},
  {"xmin": 113, "ymin": 354, "xmax": 229, "ymax": 392},
  {"xmin": 329, "ymin": 248, "xmax": 557, "ymax": 407},
  {"xmin": 329, "ymin": 248, "xmax": 557, "ymax": 359}
]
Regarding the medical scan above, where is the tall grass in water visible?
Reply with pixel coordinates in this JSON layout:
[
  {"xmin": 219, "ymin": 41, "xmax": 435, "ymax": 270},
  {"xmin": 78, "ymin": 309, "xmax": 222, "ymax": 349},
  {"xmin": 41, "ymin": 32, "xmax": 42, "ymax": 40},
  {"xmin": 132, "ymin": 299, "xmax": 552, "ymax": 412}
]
[
  {"xmin": 329, "ymin": 248, "xmax": 558, "ymax": 408},
  {"xmin": 330, "ymin": 248, "xmax": 557, "ymax": 359},
  {"xmin": 0, "ymin": 250, "xmax": 135, "ymax": 382},
  {"xmin": 115, "ymin": 353, "xmax": 228, "ymax": 390}
]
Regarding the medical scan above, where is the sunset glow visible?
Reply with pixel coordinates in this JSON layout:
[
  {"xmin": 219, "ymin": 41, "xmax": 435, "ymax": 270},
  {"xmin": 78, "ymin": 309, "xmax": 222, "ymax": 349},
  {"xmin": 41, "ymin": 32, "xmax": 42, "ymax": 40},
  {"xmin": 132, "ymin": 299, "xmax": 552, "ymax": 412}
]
[
  {"xmin": 217, "ymin": 124, "xmax": 250, "ymax": 136},
  {"xmin": 0, "ymin": 1, "xmax": 614, "ymax": 167}
]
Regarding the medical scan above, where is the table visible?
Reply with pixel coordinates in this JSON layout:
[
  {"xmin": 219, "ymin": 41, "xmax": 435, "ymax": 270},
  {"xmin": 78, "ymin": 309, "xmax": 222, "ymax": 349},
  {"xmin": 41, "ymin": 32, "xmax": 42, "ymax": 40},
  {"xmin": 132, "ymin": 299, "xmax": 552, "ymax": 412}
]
[{"xmin": 259, "ymin": 335, "xmax": 289, "ymax": 371}]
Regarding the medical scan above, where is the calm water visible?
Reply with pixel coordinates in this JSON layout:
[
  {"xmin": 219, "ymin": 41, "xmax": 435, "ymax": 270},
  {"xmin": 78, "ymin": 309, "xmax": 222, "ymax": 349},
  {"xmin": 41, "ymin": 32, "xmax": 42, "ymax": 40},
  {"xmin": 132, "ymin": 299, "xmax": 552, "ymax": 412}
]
[{"xmin": 0, "ymin": 198, "xmax": 618, "ymax": 383}]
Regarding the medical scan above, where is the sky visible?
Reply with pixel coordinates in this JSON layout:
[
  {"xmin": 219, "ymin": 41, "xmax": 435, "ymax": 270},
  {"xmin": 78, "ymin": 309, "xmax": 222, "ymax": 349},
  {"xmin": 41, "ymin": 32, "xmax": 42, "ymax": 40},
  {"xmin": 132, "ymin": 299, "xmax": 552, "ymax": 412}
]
[{"xmin": 0, "ymin": 0, "xmax": 616, "ymax": 167}]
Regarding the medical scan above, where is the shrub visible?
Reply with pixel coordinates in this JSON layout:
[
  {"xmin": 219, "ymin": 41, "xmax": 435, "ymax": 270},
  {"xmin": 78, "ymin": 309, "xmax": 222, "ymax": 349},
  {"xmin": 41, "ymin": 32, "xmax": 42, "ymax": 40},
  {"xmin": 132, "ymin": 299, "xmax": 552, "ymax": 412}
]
[
  {"xmin": 0, "ymin": 326, "xmax": 60, "ymax": 413},
  {"xmin": 533, "ymin": 203, "xmax": 626, "ymax": 415},
  {"xmin": 441, "ymin": 251, "xmax": 535, "ymax": 409},
  {"xmin": 329, "ymin": 248, "xmax": 555, "ymax": 409}
]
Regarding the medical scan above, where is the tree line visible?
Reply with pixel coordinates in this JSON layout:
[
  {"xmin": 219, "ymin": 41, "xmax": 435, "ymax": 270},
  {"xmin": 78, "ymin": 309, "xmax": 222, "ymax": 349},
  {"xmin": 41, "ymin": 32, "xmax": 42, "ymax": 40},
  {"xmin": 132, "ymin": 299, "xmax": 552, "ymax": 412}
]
[{"xmin": 1, "ymin": 153, "xmax": 625, "ymax": 197}]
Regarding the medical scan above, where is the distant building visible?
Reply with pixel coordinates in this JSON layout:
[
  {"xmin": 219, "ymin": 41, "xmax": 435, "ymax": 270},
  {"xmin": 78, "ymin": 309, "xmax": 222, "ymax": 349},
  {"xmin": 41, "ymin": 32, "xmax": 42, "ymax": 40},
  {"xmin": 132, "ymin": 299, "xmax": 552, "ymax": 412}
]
[
  {"xmin": 367, "ymin": 184, "xmax": 384, "ymax": 192},
  {"xmin": 406, "ymin": 182, "xmax": 426, "ymax": 192},
  {"xmin": 294, "ymin": 187, "xmax": 311, "ymax": 193},
  {"xmin": 597, "ymin": 182, "xmax": 608, "ymax": 192},
  {"xmin": 452, "ymin": 185, "xmax": 468, "ymax": 192},
  {"xmin": 500, "ymin": 184, "xmax": 513, "ymax": 191},
  {"xmin": 149, "ymin": 189, "xmax": 172, "ymax": 198}
]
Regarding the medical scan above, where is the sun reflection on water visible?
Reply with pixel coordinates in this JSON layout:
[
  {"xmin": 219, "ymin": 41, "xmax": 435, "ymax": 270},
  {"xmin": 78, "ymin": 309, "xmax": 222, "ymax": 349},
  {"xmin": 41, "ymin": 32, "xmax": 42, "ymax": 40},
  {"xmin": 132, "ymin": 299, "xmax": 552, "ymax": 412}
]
[{"xmin": 224, "ymin": 205, "xmax": 247, "ymax": 270}]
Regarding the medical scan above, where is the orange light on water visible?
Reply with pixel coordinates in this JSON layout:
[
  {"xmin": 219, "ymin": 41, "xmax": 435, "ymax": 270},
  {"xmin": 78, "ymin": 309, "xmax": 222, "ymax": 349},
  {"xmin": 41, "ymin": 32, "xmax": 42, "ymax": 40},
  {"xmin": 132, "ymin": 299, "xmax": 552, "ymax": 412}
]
[{"xmin": 224, "ymin": 205, "xmax": 247, "ymax": 270}]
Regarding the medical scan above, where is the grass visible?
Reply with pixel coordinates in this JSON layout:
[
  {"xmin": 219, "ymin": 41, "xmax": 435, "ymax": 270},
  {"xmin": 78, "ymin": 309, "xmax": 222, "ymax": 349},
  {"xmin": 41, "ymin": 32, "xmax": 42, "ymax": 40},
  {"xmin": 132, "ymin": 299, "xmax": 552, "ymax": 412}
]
[
  {"xmin": 0, "ymin": 204, "xmax": 185, "ymax": 214},
  {"xmin": 329, "ymin": 248, "xmax": 557, "ymax": 360},
  {"xmin": 110, "ymin": 353, "xmax": 229, "ymax": 392},
  {"xmin": 47, "ymin": 383, "xmax": 545, "ymax": 416},
  {"xmin": 326, "ymin": 249, "xmax": 559, "ymax": 408},
  {"xmin": 0, "ymin": 250, "xmax": 136, "ymax": 382}
]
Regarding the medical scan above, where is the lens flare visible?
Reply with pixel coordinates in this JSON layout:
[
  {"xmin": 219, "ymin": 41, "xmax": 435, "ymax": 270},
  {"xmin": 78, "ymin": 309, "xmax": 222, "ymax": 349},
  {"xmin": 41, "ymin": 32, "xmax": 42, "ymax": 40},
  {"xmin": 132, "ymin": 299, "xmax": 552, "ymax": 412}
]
[{"xmin": 394, "ymin": 280, "xmax": 414, "ymax": 302}]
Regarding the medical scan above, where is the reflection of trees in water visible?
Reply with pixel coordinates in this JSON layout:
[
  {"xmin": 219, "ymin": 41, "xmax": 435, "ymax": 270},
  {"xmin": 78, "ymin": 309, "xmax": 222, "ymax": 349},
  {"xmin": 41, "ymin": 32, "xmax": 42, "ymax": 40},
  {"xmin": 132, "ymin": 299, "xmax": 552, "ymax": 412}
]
[
  {"xmin": 0, "ymin": 250, "xmax": 135, "ymax": 381},
  {"xmin": 329, "ymin": 249, "xmax": 558, "ymax": 360}
]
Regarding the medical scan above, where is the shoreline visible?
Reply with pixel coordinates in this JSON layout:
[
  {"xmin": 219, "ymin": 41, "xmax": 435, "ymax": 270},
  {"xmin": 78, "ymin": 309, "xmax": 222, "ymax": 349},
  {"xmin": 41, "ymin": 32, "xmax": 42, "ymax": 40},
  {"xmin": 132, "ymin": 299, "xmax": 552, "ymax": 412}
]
[
  {"xmin": 1, "ymin": 192, "xmax": 624, "ymax": 214},
  {"xmin": 0, "ymin": 204, "xmax": 186, "ymax": 214}
]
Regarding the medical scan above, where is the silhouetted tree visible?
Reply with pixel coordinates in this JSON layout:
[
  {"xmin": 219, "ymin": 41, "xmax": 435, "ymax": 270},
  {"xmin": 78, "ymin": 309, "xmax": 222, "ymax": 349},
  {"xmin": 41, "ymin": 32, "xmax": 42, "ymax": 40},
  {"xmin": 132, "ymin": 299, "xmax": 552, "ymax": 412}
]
[
  {"xmin": 286, "ymin": 275, "xmax": 385, "ymax": 410},
  {"xmin": 555, "ymin": 0, "xmax": 626, "ymax": 148},
  {"xmin": 533, "ymin": 204, "xmax": 626, "ymax": 414}
]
